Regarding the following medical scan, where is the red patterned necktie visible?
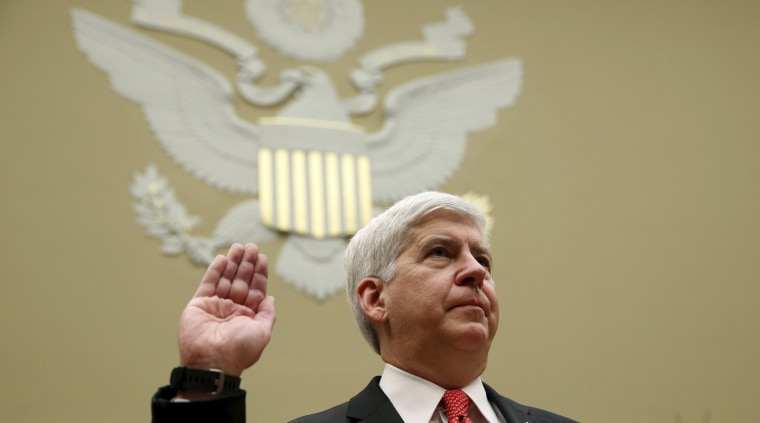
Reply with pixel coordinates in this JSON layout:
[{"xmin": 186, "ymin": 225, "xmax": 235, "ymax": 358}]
[{"xmin": 443, "ymin": 389, "xmax": 473, "ymax": 423}]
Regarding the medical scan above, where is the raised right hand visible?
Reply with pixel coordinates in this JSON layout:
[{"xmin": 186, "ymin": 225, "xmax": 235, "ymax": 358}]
[{"xmin": 177, "ymin": 243, "xmax": 276, "ymax": 377}]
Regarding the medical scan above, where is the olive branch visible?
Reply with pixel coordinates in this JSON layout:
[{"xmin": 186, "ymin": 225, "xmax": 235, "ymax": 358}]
[{"xmin": 129, "ymin": 165, "xmax": 216, "ymax": 264}]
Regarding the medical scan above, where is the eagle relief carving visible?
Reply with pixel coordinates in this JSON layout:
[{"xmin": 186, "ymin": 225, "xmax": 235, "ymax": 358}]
[{"xmin": 71, "ymin": 0, "xmax": 522, "ymax": 299}]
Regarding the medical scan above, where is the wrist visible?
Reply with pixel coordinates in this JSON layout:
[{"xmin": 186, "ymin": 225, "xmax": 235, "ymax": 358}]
[
  {"xmin": 178, "ymin": 352, "xmax": 242, "ymax": 378},
  {"xmin": 169, "ymin": 366, "xmax": 242, "ymax": 397}
]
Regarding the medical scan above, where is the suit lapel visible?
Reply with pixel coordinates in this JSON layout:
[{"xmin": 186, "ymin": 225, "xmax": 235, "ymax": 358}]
[
  {"xmin": 345, "ymin": 376, "xmax": 404, "ymax": 423},
  {"xmin": 484, "ymin": 382, "xmax": 537, "ymax": 423}
]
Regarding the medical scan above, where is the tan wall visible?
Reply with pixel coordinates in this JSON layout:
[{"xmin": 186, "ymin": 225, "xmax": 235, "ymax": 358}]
[{"xmin": 1, "ymin": 1, "xmax": 759, "ymax": 421}]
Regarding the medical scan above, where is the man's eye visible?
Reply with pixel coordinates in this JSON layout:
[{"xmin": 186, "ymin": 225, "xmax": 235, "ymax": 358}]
[
  {"xmin": 429, "ymin": 247, "xmax": 447, "ymax": 257},
  {"xmin": 477, "ymin": 257, "xmax": 492, "ymax": 270}
]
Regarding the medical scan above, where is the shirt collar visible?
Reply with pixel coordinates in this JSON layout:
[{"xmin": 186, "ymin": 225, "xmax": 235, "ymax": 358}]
[{"xmin": 378, "ymin": 363, "xmax": 500, "ymax": 423}]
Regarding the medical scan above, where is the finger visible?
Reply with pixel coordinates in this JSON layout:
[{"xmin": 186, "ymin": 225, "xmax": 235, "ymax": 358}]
[
  {"xmin": 221, "ymin": 244, "xmax": 245, "ymax": 281},
  {"xmin": 216, "ymin": 276, "xmax": 233, "ymax": 299},
  {"xmin": 217, "ymin": 244, "xmax": 243, "ymax": 298},
  {"xmin": 228, "ymin": 244, "xmax": 259, "ymax": 304},
  {"xmin": 194, "ymin": 255, "xmax": 227, "ymax": 298},
  {"xmin": 251, "ymin": 253, "xmax": 268, "ymax": 293},
  {"xmin": 243, "ymin": 253, "xmax": 268, "ymax": 310}
]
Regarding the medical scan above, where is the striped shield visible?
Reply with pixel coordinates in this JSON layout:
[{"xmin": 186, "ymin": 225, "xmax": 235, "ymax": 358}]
[{"xmin": 258, "ymin": 117, "xmax": 373, "ymax": 238}]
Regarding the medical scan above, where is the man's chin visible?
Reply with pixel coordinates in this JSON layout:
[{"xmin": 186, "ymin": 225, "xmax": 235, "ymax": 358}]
[{"xmin": 451, "ymin": 322, "xmax": 492, "ymax": 349}]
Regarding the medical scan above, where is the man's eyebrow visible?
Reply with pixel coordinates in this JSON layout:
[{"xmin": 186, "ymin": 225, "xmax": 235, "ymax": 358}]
[
  {"xmin": 472, "ymin": 245, "xmax": 493, "ymax": 262},
  {"xmin": 419, "ymin": 236, "xmax": 491, "ymax": 258},
  {"xmin": 419, "ymin": 235, "xmax": 456, "ymax": 249}
]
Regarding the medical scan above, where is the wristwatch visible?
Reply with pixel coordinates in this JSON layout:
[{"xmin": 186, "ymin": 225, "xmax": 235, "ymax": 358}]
[{"xmin": 169, "ymin": 366, "xmax": 241, "ymax": 395}]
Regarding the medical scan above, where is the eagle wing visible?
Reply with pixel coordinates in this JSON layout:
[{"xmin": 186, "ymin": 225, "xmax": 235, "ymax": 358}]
[
  {"xmin": 368, "ymin": 58, "xmax": 522, "ymax": 203},
  {"xmin": 71, "ymin": 8, "xmax": 260, "ymax": 194}
]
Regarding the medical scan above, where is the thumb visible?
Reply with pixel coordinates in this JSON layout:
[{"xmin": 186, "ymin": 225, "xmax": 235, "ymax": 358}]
[{"xmin": 254, "ymin": 296, "xmax": 276, "ymax": 330}]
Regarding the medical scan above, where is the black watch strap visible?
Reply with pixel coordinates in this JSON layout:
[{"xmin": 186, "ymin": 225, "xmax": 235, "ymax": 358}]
[{"xmin": 169, "ymin": 366, "xmax": 241, "ymax": 395}]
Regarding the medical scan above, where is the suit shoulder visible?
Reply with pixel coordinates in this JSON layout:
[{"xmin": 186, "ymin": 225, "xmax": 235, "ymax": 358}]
[
  {"xmin": 484, "ymin": 383, "xmax": 579, "ymax": 423},
  {"xmin": 527, "ymin": 406, "xmax": 580, "ymax": 423}
]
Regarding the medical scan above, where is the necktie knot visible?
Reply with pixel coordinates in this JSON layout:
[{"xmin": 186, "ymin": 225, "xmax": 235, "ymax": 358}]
[{"xmin": 443, "ymin": 389, "xmax": 472, "ymax": 423}]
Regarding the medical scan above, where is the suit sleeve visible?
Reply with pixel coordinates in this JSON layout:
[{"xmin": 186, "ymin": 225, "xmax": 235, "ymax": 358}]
[{"xmin": 151, "ymin": 385, "xmax": 247, "ymax": 423}]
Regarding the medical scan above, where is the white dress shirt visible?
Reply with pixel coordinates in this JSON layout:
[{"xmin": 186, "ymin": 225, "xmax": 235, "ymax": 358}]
[{"xmin": 378, "ymin": 363, "xmax": 506, "ymax": 423}]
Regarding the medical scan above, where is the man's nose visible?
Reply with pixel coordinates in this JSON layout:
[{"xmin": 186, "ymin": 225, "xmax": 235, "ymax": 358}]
[{"xmin": 455, "ymin": 254, "xmax": 486, "ymax": 289}]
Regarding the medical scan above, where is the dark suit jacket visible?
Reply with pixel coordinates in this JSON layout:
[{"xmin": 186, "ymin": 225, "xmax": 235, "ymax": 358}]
[
  {"xmin": 152, "ymin": 376, "xmax": 577, "ymax": 423},
  {"xmin": 289, "ymin": 376, "xmax": 577, "ymax": 423}
]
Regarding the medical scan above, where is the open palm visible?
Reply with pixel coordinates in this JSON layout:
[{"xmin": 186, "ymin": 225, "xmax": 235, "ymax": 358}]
[{"xmin": 178, "ymin": 243, "xmax": 276, "ymax": 377}]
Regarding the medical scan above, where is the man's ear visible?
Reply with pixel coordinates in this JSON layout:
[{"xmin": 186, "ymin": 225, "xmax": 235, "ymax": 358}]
[{"xmin": 356, "ymin": 277, "xmax": 387, "ymax": 324}]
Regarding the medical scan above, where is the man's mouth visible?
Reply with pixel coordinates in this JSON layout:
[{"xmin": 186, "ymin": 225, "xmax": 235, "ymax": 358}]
[{"xmin": 450, "ymin": 299, "xmax": 488, "ymax": 316}]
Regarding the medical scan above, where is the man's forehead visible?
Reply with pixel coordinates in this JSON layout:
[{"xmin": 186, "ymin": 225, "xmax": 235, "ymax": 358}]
[
  {"xmin": 410, "ymin": 210, "xmax": 488, "ymax": 246},
  {"xmin": 416, "ymin": 208, "xmax": 477, "ymax": 223}
]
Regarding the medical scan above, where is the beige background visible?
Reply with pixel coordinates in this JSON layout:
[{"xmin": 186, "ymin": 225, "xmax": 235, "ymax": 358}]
[{"xmin": 1, "ymin": 1, "xmax": 759, "ymax": 422}]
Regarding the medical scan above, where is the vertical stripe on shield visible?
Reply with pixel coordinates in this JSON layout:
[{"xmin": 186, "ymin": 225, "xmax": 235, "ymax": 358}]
[
  {"xmin": 274, "ymin": 149, "xmax": 291, "ymax": 232},
  {"xmin": 291, "ymin": 150, "xmax": 308, "ymax": 234},
  {"xmin": 357, "ymin": 155, "xmax": 373, "ymax": 227},
  {"xmin": 341, "ymin": 154, "xmax": 358, "ymax": 234},
  {"xmin": 258, "ymin": 148, "xmax": 274, "ymax": 228},
  {"xmin": 324, "ymin": 152, "xmax": 342, "ymax": 237},
  {"xmin": 308, "ymin": 151, "xmax": 326, "ymax": 239}
]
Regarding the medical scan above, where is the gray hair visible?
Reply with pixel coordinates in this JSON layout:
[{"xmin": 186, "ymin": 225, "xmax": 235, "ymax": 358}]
[{"xmin": 344, "ymin": 191, "xmax": 489, "ymax": 354}]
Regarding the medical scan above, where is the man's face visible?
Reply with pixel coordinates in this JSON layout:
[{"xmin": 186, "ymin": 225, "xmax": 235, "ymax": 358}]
[{"xmin": 381, "ymin": 209, "xmax": 499, "ymax": 357}]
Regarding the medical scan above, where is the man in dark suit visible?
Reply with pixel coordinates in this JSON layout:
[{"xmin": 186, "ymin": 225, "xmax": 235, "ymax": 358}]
[{"xmin": 152, "ymin": 191, "xmax": 578, "ymax": 422}]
